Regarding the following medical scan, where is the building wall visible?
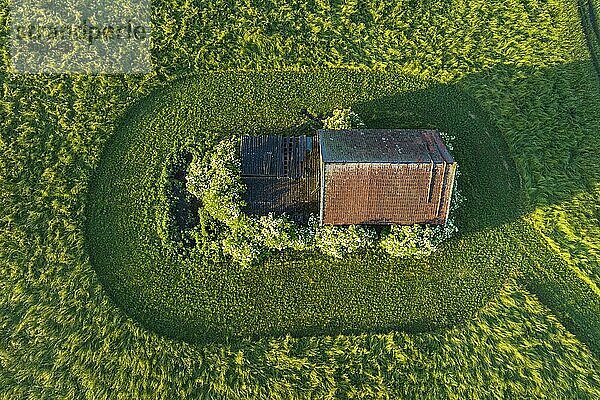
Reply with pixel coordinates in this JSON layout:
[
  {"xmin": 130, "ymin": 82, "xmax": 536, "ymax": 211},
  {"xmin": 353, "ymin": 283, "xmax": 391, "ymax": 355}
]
[
  {"xmin": 438, "ymin": 162, "xmax": 456, "ymax": 224},
  {"xmin": 322, "ymin": 162, "xmax": 454, "ymax": 225}
]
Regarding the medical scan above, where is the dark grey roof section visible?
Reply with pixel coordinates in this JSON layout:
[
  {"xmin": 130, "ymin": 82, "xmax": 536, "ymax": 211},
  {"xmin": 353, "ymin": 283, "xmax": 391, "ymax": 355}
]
[
  {"xmin": 241, "ymin": 135, "xmax": 311, "ymax": 179},
  {"xmin": 318, "ymin": 129, "xmax": 453, "ymax": 164},
  {"xmin": 241, "ymin": 135, "xmax": 280, "ymax": 176},
  {"xmin": 240, "ymin": 135, "xmax": 320, "ymax": 222}
]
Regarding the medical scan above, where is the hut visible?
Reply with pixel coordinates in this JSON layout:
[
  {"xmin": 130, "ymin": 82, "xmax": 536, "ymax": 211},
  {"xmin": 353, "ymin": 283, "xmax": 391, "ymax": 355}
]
[
  {"xmin": 240, "ymin": 135, "xmax": 319, "ymax": 222},
  {"xmin": 318, "ymin": 129, "xmax": 456, "ymax": 225},
  {"xmin": 239, "ymin": 128, "xmax": 456, "ymax": 226}
]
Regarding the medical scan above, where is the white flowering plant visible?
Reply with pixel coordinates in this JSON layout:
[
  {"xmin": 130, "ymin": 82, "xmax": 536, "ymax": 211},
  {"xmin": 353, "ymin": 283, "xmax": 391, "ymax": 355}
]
[
  {"xmin": 322, "ymin": 108, "xmax": 366, "ymax": 130},
  {"xmin": 314, "ymin": 222, "xmax": 377, "ymax": 259}
]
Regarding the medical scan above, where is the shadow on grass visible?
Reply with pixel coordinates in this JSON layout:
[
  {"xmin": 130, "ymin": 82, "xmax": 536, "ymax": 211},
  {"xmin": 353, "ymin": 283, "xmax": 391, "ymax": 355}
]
[
  {"xmin": 87, "ymin": 60, "xmax": 600, "ymax": 347},
  {"xmin": 354, "ymin": 85, "xmax": 523, "ymax": 233}
]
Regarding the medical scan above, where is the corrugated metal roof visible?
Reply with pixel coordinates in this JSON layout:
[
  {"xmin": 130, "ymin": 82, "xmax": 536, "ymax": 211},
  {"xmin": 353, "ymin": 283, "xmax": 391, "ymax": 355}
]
[
  {"xmin": 318, "ymin": 129, "xmax": 454, "ymax": 164},
  {"xmin": 241, "ymin": 135, "xmax": 311, "ymax": 179}
]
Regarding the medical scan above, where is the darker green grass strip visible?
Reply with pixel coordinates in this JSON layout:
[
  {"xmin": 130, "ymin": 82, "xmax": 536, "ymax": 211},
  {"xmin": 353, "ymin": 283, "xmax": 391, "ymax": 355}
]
[
  {"xmin": 579, "ymin": 0, "xmax": 600, "ymax": 79},
  {"xmin": 515, "ymin": 221, "xmax": 600, "ymax": 357},
  {"xmin": 86, "ymin": 71, "xmax": 523, "ymax": 343}
]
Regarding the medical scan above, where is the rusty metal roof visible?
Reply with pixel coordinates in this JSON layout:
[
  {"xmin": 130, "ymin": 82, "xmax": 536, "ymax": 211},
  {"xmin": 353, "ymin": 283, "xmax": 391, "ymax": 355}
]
[
  {"xmin": 321, "ymin": 162, "xmax": 457, "ymax": 225},
  {"xmin": 318, "ymin": 129, "xmax": 454, "ymax": 164}
]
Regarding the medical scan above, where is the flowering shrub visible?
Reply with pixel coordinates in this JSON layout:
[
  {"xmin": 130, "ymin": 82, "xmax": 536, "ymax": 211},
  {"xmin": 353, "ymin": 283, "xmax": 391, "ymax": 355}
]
[
  {"xmin": 379, "ymin": 163, "xmax": 464, "ymax": 258},
  {"xmin": 170, "ymin": 109, "xmax": 463, "ymax": 267},
  {"xmin": 314, "ymin": 222, "xmax": 377, "ymax": 258},
  {"xmin": 258, "ymin": 214, "xmax": 311, "ymax": 251},
  {"xmin": 322, "ymin": 108, "xmax": 365, "ymax": 130},
  {"xmin": 187, "ymin": 137, "xmax": 245, "ymax": 222},
  {"xmin": 439, "ymin": 130, "xmax": 456, "ymax": 151},
  {"xmin": 180, "ymin": 137, "xmax": 311, "ymax": 266},
  {"xmin": 379, "ymin": 224, "xmax": 436, "ymax": 258}
]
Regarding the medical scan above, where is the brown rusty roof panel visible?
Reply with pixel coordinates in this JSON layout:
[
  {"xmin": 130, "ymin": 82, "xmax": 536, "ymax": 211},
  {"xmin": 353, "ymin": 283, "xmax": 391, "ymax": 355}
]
[{"xmin": 321, "ymin": 162, "xmax": 454, "ymax": 225}]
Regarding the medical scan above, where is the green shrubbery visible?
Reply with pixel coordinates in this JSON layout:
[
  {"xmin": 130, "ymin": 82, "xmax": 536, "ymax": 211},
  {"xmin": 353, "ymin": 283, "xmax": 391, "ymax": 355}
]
[
  {"xmin": 168, "ymin": 108, "xmax": 463, "ymax": 267},
  {"xmin": 313, "ymin": 219, "xmax": 377, "ymax": 258},
  {"xmin": 159, "ymin": 136, "xmax": 312, "ymax": 266},
  {"xmin": 321, "ymin": 108, "xmax": 366, "ymax": 130},
  {"xmin": 380, "ymin": 224, "xmax": 438, "ymax": 259},
  {"xmin": 187, "ymin": 137, "xmax": 245, "ymax": 221},
  {"xmin": 176, "ymin": 137, "xmax": 311, "ymax": 266}
]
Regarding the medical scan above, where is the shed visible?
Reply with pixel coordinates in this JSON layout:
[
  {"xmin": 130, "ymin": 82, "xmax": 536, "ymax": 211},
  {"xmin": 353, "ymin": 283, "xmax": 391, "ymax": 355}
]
[
  {"xmin": 318, "ymin": 129, "xmax": 456, "ymax": 225},
  {"xmin": 240, "ymin": 135, "xmax": 319, "ymax": 222}
]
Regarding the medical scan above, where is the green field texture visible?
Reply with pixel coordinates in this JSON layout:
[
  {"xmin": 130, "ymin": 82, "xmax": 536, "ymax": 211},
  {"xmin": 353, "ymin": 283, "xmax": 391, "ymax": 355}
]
[
  {"xmin": 150, "ymin": 0, "xmax": 585, "ymax": 78},
  {"xmin": 526, "ymin": 0, "xmax": 600, "ymax": 297},
  {"xmin": 1, "ymin": 0, "xmax": 600, "ymax": 397},
  {"xmin": 4, "ymin": 276, "xmax": 600, "ymax": 399}
]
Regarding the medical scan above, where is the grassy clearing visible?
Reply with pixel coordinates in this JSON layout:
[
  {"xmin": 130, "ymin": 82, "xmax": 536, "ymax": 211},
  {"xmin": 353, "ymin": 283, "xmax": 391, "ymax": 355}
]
[{"xmin": 86, "ymin": 71, "xmax": 522, "ymax": 341}]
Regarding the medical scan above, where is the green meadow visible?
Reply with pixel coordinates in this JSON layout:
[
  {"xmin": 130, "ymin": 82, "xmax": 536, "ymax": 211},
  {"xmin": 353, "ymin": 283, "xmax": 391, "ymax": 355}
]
[{"xmin": 2, "ymin": 0, "xmax": 600, "ymax": 398}]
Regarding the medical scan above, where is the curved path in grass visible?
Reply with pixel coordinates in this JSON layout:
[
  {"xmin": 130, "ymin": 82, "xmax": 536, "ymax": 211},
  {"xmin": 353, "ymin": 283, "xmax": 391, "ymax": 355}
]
[{"xmin": 86, "ymin": 71, "xmax": 523, "ymax": 342}]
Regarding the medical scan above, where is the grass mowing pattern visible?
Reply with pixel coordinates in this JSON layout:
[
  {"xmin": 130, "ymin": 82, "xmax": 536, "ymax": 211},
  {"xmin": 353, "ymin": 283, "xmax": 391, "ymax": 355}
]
[
  {"xmin": 4, "ymin": 264, "xmax": 600, "ymax": 398},
  {"xmin": 2, "ymin": 0, "xmax": 600, "ymax": 396},
  {"xmin": 465, "ymin": 60, "xmax": 600, "ymax": 355},
  {"xmin": 580, "ymin": 0, "xmax": 600, "ymax": 76},
  {"xmin": 518, "ymin": 223, "xmax": 600, "ymax": 356},
  {"xmin": 86, "ymin": 71, "xmax": 522, "ymax": 341}
]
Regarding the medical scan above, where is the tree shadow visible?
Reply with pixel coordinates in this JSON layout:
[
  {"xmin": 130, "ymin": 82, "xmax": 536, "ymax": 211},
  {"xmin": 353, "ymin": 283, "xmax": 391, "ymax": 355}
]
[
  {"xmin": 249, "ymin": 60, "xmax": 600, "ymax": 344},
  {"xmin": 87, "ymin": 60, "xmax": 600, "ymax": 346}
]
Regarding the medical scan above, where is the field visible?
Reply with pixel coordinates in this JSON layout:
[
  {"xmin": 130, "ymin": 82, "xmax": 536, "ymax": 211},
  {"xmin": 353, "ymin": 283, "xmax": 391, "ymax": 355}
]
[{"xmin": 2, "ymin": 0, "xmax": 600, "ymax": 398}]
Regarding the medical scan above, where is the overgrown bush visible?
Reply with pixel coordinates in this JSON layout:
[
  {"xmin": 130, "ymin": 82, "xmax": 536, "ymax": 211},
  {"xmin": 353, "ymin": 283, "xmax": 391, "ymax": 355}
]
[
  {"xmin": 174, "ymin": 108, "xmax": 463, "ymax": 267},
  {"xmin": 314, "ymin": 220, "xmax": 377, "ymax": 258},
  {"xmin": 157, "ymin": 146, "xmax": 202, "ymax": 256},
  {"xmin": 322, "ymin": 108, "xmax": 366, "ymax": 129},
  {"xmin": 379, "ymin": 224, "xmax": 437, "ymax": 258},
  {"xmin": 187, "ymin": 137, "xmax": 245, "ymax": 222},
  {"xmin": 177, "ymin": 137, "xmax": 312, "ymax": 266}
]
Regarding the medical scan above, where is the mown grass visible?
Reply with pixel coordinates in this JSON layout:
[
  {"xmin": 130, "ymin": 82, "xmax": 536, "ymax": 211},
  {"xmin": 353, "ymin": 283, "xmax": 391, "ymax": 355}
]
[
  {"xmin": 86, "ymin": 71, "xmax": 524, "ymax": 341},
  {"xmin": 1, "ymin": 0, "xmax": 600, "ymax": 397}
]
